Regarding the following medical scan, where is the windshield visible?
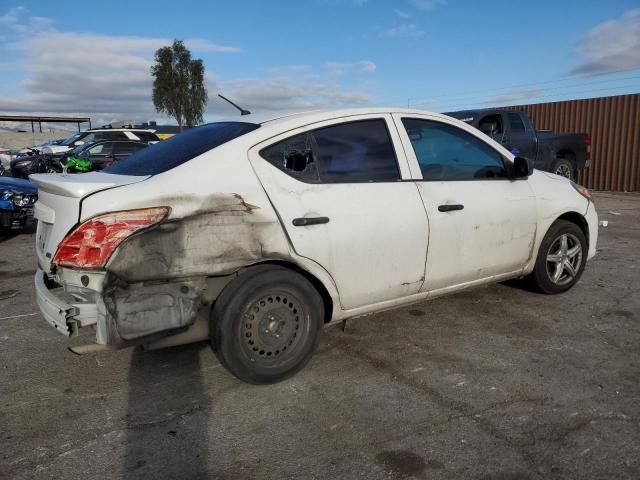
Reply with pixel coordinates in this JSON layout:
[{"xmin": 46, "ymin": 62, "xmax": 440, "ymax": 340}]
[
  {"xmin": 69, "ymin": 143, "xmax": 88, "ymax": 155},
  {"xmin": 104, "ymin": 122, "xmax": 260, "ymax": 176},
  {"xmin": 61, "ymin": 133, "xmax": 83, "ymax": 146}
]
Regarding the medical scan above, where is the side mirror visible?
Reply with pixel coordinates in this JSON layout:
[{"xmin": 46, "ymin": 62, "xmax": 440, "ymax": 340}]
[{"xmin": 513, "ymin": 156, "xmax": 533, "ymax": 179}]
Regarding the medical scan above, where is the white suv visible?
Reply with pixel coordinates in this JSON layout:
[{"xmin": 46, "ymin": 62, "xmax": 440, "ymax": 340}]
[
  {"xmin": 40, "ymin": 128, "xmax": 159, "ymax": 155},
  {"xmin": 32, "ymin": 108, "xmax": 598, "ymax": 384}
]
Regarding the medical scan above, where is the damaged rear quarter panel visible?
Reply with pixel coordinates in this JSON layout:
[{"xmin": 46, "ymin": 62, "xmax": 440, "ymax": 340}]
[{"xmin": 80, "ymin": 141, "xmax": 295, "ymax": 344}]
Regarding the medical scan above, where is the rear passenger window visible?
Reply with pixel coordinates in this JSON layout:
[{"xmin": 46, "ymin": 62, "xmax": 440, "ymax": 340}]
[
  {"xmin": 135, "ymin": 131, "xmax": 160, "ymax": 143},
  {"xmin": 508, "ymin": 113, "xmax": 526, "ymax": 132},
  {"xmin": 260, "ymin": 119, "xmax": 400, "ymax": 183}
]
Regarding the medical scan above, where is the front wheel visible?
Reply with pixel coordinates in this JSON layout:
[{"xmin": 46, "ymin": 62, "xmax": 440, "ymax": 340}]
[
  {"xmin": 211, "ymin": 265, "xmax": 324, "ymax": 384},
  {"xmin": 529, "ymin": 220, "xmax": 587, "ymax": 294}
]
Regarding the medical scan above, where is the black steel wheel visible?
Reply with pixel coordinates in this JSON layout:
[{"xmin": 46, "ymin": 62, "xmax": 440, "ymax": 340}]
[{"xmin": 211, "ymin": 265, "xmax": 323, "ymax": 384}]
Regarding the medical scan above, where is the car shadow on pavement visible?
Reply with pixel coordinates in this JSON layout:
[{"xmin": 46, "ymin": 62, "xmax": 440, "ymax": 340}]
[
  {"xmin": 123, "ymin": 343, "xmax": 210, "ymax": 479},
  {"xmin": 500, "ymin": 278, "xmax": 540, "ymax": 293}
]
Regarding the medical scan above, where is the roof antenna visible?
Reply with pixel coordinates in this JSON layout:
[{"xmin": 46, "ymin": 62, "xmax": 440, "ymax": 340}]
[{"xmin": 218, "ymin": 94, "xmax": 251, "ymax": 116}]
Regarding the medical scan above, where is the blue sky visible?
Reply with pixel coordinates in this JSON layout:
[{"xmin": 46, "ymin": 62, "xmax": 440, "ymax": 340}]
[{"xmin": 0, "ymin": 0, "xmax": 639, "ymax": 124}]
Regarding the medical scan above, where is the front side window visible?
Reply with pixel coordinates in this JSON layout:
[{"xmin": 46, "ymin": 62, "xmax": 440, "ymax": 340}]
[
  {"xmin": 88, "ymin": 144, "xmax": 106, "ymax": 155},
  {"xmin": 114, "ymin": 142, "xmax": 144, "ymax": 155},
  {"xmin": 402, "ymin": 118, "xmax": 508, "ymax": 181},
  {"xmin": 507, "ymin": 113, "xmax": 526, "ymax": 132},
  {"xmin": 260, "ymin": 119, "xmax": 400, "ymax": 183}
]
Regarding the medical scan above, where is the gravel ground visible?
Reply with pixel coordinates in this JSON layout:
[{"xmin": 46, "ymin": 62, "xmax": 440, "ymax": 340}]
[{"xmin": 0, "ymin": 192, "xmax": 638, "ymax": 480}]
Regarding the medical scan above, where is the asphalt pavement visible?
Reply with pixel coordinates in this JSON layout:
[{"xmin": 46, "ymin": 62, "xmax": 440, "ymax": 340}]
[{"xmin": 1, "ymin": 192, "xmax": 639, "ymax": 480}]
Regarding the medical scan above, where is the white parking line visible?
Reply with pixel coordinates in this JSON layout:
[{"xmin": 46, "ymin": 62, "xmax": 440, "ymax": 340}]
[{"xmin": 0, "ymin": 313, "xmax": 38, "ymax": 321}]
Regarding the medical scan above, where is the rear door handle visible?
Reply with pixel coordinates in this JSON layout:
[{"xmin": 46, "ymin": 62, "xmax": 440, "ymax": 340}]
[
  {"xmin": 292, "ymin": 216, "xmax": 330, "ymax": 226},
  {"xmin": 438, "ymin": 204, "xmax": 464, "ymax": 212}
]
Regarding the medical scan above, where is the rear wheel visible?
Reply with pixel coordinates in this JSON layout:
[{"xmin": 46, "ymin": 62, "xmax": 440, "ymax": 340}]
[
  {"xmin": 211, "ymin": 265, "xmax": 324, "ymax": 384},
  {"xmin": 552, "ymin": 157, "xmax": 575, "ymax": 180},
  {"xmin": 529, "ymin": 220, "xmax": 587, "ymax": 294}
]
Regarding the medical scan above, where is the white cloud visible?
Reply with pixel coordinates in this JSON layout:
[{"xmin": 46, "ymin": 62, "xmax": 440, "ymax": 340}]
[
  {"xmin": 0, "ymin": 30, "xmax": 239, "ymax": 122},
  {"xmin": 0, "ymin": 6, "xmax": 55, "ymax": 34},
  {"xmin": 394, "ymin": 9, "xmax": 410, "ymax": 18},
  {"xmin": 407, "ymin": 0, "xmax": 446, "ymax": 11},
  {"xmin": 184, "ymin": 38, "xmax": 241, "ymax": 53},
  {"xmin": 0, "ymin": 7, "xmax": 374, "ymax": 123},
  {"xmin": 483, "ymin": 89, "xmax": 544, "ymax": 105},
  {"xmin": 571, "ymin": 9, "xmax": 640, "ymax": 75},
  {"xmin": 222, "ymin": 77, "xmax": 371, "ymax": 112},
  {"xmin": 324, "ymin": 60, "xmax": 377, "ymax": 75},
  {"xmin": 383, "ymin": 24, "xmax": 425, "ymax": 38}
]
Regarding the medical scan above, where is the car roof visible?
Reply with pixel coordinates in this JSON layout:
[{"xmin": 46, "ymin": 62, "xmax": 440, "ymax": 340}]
[
  {"xmin": 216, "ymin": 107, "xmax": 454, "ymax": 128},
  {"xmin": 86, "ymin": 128, "xmax": 156, "ymax": 132},
  {"xmin": 82, "ymin": 139, "xmax": 146, "ymax": 145}
]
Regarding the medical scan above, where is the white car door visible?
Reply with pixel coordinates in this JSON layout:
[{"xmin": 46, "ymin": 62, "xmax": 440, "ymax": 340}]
[
  {"xmin": 249, "ymin": 115, "xmax": 429, "ymax": 310},
  {"xmin": 393, "ymin": 114, "xmax": 538, "ymax": 293}
]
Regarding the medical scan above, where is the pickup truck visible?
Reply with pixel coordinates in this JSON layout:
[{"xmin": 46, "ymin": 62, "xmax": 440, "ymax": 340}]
[{"xmin": 444, "ymin": 109, "xmax": 590, "ymax": 180}]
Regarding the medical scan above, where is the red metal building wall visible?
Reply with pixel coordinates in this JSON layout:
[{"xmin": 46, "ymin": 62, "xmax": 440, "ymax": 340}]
[{"xmin": 507, "ymin": 94, "xmax": 640, "ymax": 192}]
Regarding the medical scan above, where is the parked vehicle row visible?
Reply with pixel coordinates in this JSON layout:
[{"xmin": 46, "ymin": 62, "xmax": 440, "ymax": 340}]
[
  {"xmin": 444, "ymin": 109, "xmax": 590, "ymax": 180},
  {"xmin": 11, "ymin": 139, "xmax": 149, "ymax": 177},
  {"xmin": 8, "ymin": 128, "xmax": 159, "ymax": 178},
  {"xmin": 32, "ymin": 108, "xmax": 598, "ymax": 384}
]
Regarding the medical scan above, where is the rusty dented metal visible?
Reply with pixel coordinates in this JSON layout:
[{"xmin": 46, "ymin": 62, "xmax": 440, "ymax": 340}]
[{"xmin": 92, "ymin": 192, "xmax": 291, "ymax": 346}]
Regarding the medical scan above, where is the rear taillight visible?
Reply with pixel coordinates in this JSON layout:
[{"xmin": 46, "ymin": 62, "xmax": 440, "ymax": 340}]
[
  {"xmin": 53, "ymin": 207, "xmax": 170, "ymax": 269},
  {"xmin": 584, "ymin": 135, "xmax": 591, "ymax": 146}
]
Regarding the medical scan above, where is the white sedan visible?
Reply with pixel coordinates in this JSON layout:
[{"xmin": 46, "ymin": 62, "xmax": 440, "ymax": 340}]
[{"xmin": 31, "ymin": 108, "xmax": 598, "ymax": 384}]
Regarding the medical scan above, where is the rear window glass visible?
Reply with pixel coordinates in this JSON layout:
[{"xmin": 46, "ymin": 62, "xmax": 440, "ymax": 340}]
[{"xmin": 104, "ymin": 122, "xmax": 260, "ymax": 176}]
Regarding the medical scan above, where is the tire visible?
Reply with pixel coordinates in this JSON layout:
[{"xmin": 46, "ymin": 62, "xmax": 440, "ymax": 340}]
[
  {"xmin": 551, "ymin": 157, "xmax": 575, "ymax": 180},
  {"xmin": 211, "ymin": 265, "xmax": 324, "ymax": 384},
  {"xmin": 529, "ymin": 219, "xmax": 587, "ymax": 294}
]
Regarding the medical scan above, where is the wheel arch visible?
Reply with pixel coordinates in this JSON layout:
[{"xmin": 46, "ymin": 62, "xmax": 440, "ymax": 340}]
[
  {"xmin": 556, "ymin": 211, "xmax": 589, "ymax": 248},
  {"xmin": 555, "ymin": 149, "xmax": 576, "ymax": 163},
  {"xmin": 240, "ymin": 260, "xmax": 335, "ymax": 323}
]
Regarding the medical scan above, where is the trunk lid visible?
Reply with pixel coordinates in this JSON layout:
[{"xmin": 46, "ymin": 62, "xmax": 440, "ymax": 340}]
[{"xmin": 31, "ymin": 172, "xmax": 149, "ymax": 271}]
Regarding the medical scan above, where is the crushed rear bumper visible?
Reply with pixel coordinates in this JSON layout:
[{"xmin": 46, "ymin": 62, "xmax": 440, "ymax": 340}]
[{"xmin": 34, "ymin": 269, "xmax": 99, "ymax": 336}]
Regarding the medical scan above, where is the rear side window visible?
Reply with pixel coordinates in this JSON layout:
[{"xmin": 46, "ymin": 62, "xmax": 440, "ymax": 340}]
[
  {"xmin": 402, "ymin": 118, "xmax": 507, "ymax": 181},
  {"xmin": 133, "ymin": 131, "xmax": 160, "ymax": 143},
  {"xmin": 104, "ymin": 122, "xmax": 259, "ymax": 176},
  {"xmin": 87, "ymin": 143, "xmax": 111, "ymax": 155},
  {"xmin": 98, "ymin": 131, "xmax": 125, "ymax": 140},
  {"xmin": 114, "ymin": 142, "xmax": 146, "ymax": 155},
  {"xmin": 260, "ymin": 119, "xmax": 400, "ymax": 183},
  {"xmin": 508, "ymin": 113, "xmax": 526, "ymax": 132}
]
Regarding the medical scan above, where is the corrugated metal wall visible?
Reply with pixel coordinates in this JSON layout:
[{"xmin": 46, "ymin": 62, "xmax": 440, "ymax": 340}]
[{"xmin": 506, "ymin": 94, "xmax": 640, "ymax": 192}]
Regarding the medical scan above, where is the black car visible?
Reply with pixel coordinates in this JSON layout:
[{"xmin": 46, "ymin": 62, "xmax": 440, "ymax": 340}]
[
  {"xmin": 45, "ymin": 139, "xmax": 149, "ymax": 173},
  {"xmin": 11, "ymin": 140, "xmax": 149, "ymax": 177}
]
